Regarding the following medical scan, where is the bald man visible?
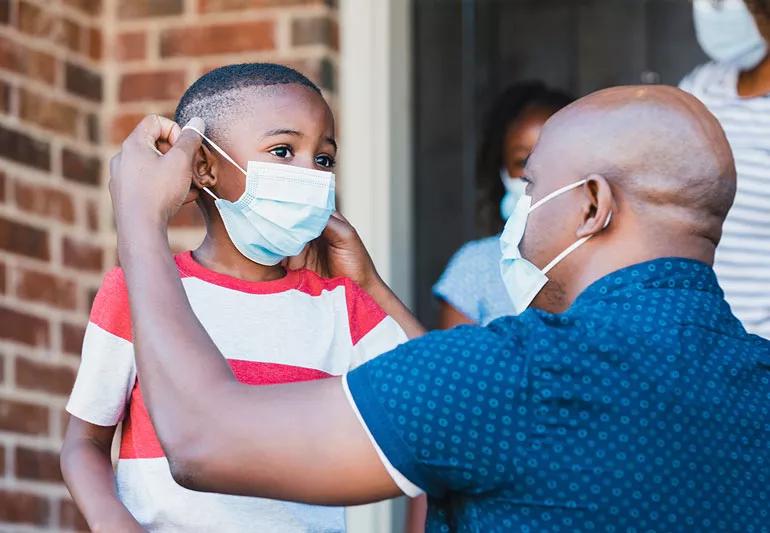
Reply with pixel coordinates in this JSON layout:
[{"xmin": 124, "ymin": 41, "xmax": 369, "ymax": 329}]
[{"xmin": 105, "ymin": 86, "xmax": 770, "ymax": 531}]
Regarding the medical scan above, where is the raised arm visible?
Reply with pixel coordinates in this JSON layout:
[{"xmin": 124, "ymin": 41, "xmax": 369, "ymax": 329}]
[{"xmin": 109, "ymin": 116, "xmax": 408, "ymax": 504}]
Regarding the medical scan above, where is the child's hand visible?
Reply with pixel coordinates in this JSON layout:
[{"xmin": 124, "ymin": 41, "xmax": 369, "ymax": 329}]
[{"xmin": 286, "ymin": 212, "xmax": 382, "ymax": 291}]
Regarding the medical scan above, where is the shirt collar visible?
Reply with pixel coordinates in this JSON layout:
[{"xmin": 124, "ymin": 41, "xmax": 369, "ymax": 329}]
[{"xmin": 572, "ymin": 257, "xmax": 722, "ymax": 308}]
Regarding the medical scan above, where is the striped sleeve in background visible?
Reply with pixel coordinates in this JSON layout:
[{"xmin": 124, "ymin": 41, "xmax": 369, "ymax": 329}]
[{"xmin": 680, "ymin": 62, "xmax": 770, "ymax": 339}]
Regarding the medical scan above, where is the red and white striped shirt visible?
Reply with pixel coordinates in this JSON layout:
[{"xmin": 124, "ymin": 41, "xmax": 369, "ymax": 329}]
[{"xmin": 66, "ymin": 251, "xmax": 407, "ymax": 532}]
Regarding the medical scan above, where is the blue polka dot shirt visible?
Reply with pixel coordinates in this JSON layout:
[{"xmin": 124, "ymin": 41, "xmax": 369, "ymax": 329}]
[{"xmin": 346, "ymin": 258, "xmax": 770, "ymax": 532}]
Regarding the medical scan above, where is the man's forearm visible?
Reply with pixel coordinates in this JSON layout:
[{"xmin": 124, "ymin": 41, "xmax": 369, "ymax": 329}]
[{"xmin": 118, "ymin": 224, "xmax": 237, "ymax": 454}]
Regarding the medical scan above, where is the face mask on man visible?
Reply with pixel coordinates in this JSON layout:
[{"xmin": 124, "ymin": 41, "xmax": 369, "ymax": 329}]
[
  {"xmin": 499, "ymin": 178, "xmax": 611, "ymax": 315},
  {"xmin": 693, "ymin": 0, "xmax": 768, "ymax": 69},
  {"xmin": 184, "ymin": 125, "xmax": 336, "ymax": 266}
]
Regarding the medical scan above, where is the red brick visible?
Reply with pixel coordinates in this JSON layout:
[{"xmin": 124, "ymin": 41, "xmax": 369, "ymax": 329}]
[
  {"xmin": 86, "ymin": 199, "xmax": 99, "ymax": 231},
  {"xmin": 0, "ymin": 79, "xmax": 9, "ymax": 113},
  {"xmin": 15, "ymin": 446, "xmax": 63, "ymax": 482},
  {"xmin": 65, "ymin": 61, "xmax": 102, "ymax": 101},
  {"xmin": 17, "ymin": 1, "xmax": 54, "ymax": 38},
  {"xmin": 59, "ymin": 498, "xmax": 89, "ymax": 532},
  {"xmin": 0, "ymin": 489, "xmax": 49, "ymax": 525},
  {"xmin": 61, "ymin": 322, "xmax": 86, "ymax": 355},
  {"xmin": 110, "ymin": 112, "xmax": 144, "ymax": 143},
  {"xmin": 63, "ymin": 0, "xmax": 102, "ymax": 15},
  {"xmin": 119, "ymin": 69, "xmax": 186, "ymax": 102},
  {"xmin": 19, "ymin": 88, "xmax": 79, "ymax": 136},
  {"xmin": 63, "ymin": 237, "xmax": 103, "ymax": 272},
  {"xmin": 118, "ymin": 0, "xmax": 183, "ymax": 18},
  {"xmin": 0, "ymin": 216, "xmax": 49, "ymax": 260},
  {"xmin": 0, "ymin": 306, "xmax": 49, "ymax": 347},
  {"xmin": 60, "ymin": 17, "xmax": 83, "ymax": 54},
  {"xmin": 13, "ymin": 181, "xmax": 76, "ymax": 224},
  {"xmin": 16, "ymin": 357, "xmax": 76, "ymax": 396},
  {"xmin": 199, "ymin": 0, "xmax": 325, "ymax": 12},
  {"xmin": 292, "ymin": 16, "xmax": 337, "ymax": 48},
  {"xmin": 88, "ymin": 27, "xmax": 102, "ymax": 60},
  {"xmin": 16, "ymin": 269, "xmax": 78, "ymax": 310},
  {"xmin": 160, "ymin": 21, "xmax": 274, "ymax": 58},
  {"xmin": 0, "ymin": 124, "xmax": 51, "ymax": 171},
  {"xmin": 0, "ymin": 398, "xmax": 49, "ymax": 434},
  {"xmin": 170, "ymin": 203, "xmax": 204, "ymax": 227},
  {"xmin": 0, "ymin": 0, "xmax": 9, "ymax": 24},
  {"xmin": 0, "ymin": 36, "xmax": 56, "ymax": 85},
  {"xmin": 115, "ymin": 31, "xmax": 146, "ymax": 61},
  {"xmin": 62, "ymin": 147, "xmax": 101, "ymax": 186}
]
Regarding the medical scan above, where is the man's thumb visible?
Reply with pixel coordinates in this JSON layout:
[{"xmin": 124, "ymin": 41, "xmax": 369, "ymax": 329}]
[{"xmin": 170, "ymin": 117, "xmax": 205, "ymax": 159}]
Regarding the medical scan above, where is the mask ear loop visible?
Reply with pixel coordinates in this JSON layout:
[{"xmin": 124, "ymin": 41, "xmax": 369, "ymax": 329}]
[
  {"xmin": 181, "ymin": 125, "xmax": 248, "ymax": 201},
  {"xmin": 541, "ymin": 211, "xmax": 613, "ymax": 275},
  {"xmin": 529, "ymin": 179, "xmax": 588, "ymax": 213},
  {"xmin": 150, "ymin": 131, "xmax": 231, "ymax": 200}
]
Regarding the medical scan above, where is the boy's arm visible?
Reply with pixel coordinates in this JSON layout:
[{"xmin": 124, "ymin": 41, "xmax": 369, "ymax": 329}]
[{"xmin": 60, "ymin": 418, "xmax": 143, "ymax": 532}]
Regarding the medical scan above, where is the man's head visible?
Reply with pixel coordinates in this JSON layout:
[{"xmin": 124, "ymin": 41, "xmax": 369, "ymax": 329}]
[
  {"xmin": 520, "ymin": 85, "xmax": 736, "ymax": 312},
  {"xmin": 174, "ymin": 63, "xmax": 336, "ymax": 207}
]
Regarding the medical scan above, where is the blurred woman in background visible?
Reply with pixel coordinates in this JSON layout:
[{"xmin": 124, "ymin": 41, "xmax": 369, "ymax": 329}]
[
  {"xmin": 681, "ymin": 0, "xmax": 770, "ymax": 338},
  {"xmin": 432, "ymin": 81, "xmax": 573, "ymax": 329}
]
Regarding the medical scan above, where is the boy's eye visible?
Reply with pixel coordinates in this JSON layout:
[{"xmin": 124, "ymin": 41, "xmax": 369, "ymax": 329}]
[
  {"xmin": 270, "ymin": 146, "xmax": 292, "ymax": 159},
  {"xmin": 315, "ymin": 154, "xmax": 335, "ymax": 168}
]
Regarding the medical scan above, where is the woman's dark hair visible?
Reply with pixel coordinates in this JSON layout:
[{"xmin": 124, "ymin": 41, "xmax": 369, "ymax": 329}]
[{"xmin": 476, "ymin": 81, "xmax": 574, "ymax": 235}]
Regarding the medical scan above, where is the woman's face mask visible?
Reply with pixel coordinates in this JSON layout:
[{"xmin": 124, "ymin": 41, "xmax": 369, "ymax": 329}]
[
  {"xmin": 693, "ymin": 0, "xmax": 768, "ymax": 69},
  {"xmin": 185, "ymin": 125, "xmax": 336, "ymax": 266}
]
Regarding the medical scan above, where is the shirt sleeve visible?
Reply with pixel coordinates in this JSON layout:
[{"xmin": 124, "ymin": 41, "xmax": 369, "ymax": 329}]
[
  {"xmin": 343, "ymin": 279, "xmax": 408, "ymax": 369},
  {"xmin": 66, "ymin": 267, "xmax": 136, "ymax": 427},
  {"xmin": 344, "ymin": 321, "xmax": 529, "ymax": 498},
  {"xmin": 433, "ymin": 241, "xmax": 487, "ymax": 323}
]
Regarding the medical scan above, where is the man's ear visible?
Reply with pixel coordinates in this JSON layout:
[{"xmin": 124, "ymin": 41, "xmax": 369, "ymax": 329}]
[
  {"xmin": 576, "ymin": 173, "xmax": 613, "ymax": 238},
  {"xmin": 192, "ymin": 144, "xmax": 218, "ymax": 191}
]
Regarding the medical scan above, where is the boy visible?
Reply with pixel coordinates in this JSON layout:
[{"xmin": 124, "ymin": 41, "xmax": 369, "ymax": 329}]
[{"xmin": 60, "ymin": 64, "xmax": 407, "ymax": 532}]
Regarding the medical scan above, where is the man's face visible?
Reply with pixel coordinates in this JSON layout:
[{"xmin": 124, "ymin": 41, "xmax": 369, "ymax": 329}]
[
  {"xmin": 519, "ymin": 123, "xmax": 588, "ymax": 309},
  {"xmin": 208, "ymin": 84, "xmax": 337, "ymax": 203}
]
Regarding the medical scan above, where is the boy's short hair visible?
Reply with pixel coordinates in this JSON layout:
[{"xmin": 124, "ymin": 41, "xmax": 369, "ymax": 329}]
[{"xmin": 174, "ymin": 63, "xmax": 322, "ymax": 141}]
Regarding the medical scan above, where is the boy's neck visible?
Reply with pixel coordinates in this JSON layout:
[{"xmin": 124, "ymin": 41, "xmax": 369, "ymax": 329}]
[{"xmin": 192, "ymin": 226, "xmax": 287, "ymax": 283}]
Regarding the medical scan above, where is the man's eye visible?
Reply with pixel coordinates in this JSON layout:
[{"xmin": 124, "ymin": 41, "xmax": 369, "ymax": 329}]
[
  {"xmin": 270, "ymin": 146, "xmax": 292, "ymax": 159},
  {"xmin": 315, "ymin": 155, "xmax": 335, "ymax": 168}
]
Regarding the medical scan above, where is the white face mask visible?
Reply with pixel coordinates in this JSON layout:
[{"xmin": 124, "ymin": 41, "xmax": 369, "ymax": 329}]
[
  {"xmin": 499, "ymin": 178, "xmax": 611, "ymax": 315},
  {"xmin": 185, "ymin": 125, "xmax": 336, "ymax": 266},
  {"xmin": 693, "ymin": 0, "xmax": 768, "ymax": 69}
]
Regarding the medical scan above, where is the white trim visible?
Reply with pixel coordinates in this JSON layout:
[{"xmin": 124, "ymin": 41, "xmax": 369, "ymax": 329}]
[{"xmin": 341, "ymin": 375, "xmax": 425, "ymax": 498}]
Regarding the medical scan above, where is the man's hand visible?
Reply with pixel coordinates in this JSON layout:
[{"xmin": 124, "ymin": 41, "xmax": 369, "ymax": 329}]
[
  {"xmin": 108, "ymin": 115, "xmax": 204, "ymax": 229},
  {"xmin": 285, "ymin": 211, "xmax": 382, "ymax": 292}
]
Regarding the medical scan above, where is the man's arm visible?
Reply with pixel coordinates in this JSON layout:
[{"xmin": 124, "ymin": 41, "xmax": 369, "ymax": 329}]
[{"xmin": 109, "ymin": 116, "xmax": 408, "ymax": 504}]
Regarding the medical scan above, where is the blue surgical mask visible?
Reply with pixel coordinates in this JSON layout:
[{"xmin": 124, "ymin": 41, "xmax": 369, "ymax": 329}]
[
  {"xmin": 500, "ymin": 168, "xmax": 519, "ymax": 221},
  {"xmin": 499, "ymin": 178, "xmax": 611, "ymax": 315},
  {"xmin": 185, "ymin": 126, "xmax": 335, "ymax": 266},
  {"xmin": 693, "ymin": 0, "xmax": 767, "ymax": 69}
]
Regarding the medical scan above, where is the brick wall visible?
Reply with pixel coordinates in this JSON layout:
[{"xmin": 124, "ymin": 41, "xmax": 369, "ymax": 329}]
[{"xmin": 0, "ymin": 0, "xmax": 339, "ymax": 530}]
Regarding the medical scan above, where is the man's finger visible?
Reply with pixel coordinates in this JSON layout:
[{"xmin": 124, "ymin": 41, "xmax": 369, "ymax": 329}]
[{"xmin": 168, "ymin": 117, "xmax": 205, "ymax": 161}]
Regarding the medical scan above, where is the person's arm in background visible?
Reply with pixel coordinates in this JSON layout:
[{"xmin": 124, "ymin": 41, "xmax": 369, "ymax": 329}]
[
  {"xmin": 108, "ymin": 115, "xmax": 417, "ymax": 504},
  {"xmin": 60, "ymin": 420, "xmax": 143, "ymax": 532}
]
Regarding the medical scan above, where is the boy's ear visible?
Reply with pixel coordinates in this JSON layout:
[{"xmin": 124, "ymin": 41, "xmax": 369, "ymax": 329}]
[{"xmin": 192, "ymin": 144, "xmax": 217, "ymax": 190}]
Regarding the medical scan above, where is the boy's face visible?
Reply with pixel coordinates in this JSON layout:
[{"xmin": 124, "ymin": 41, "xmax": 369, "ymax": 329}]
[{"xmin": 194, "ymin": 84, "xmax": 336, "ymax": 203}]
